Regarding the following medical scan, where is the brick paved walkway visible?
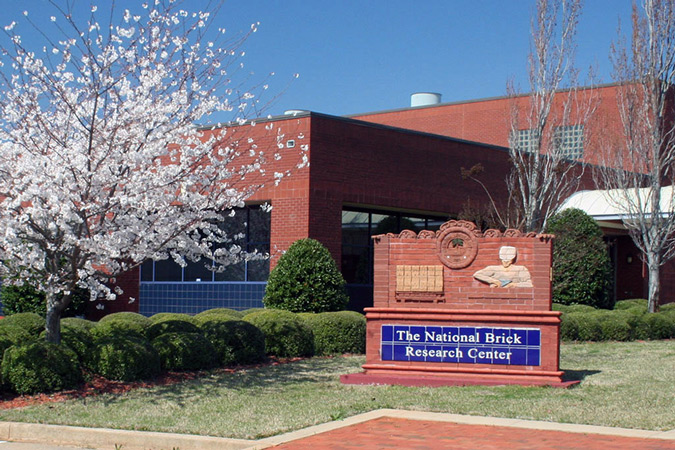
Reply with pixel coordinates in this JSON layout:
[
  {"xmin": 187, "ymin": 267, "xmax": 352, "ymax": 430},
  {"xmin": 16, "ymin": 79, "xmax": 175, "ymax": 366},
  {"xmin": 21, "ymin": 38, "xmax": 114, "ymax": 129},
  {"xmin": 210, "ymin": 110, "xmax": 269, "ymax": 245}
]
[{"xmin": 269, "ymin": 417, "xmax": 675, "ymax": 450}]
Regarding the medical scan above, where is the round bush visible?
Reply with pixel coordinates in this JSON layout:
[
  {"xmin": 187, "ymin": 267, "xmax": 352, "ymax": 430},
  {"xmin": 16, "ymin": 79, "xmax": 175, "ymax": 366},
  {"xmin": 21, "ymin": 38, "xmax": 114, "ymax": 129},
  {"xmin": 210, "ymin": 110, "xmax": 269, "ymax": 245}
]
[
  {"xmin": 99, "ymin": 312, "xmax": 151, "ymax": 328},
  {"xmin": 1, "ymin": 341, "xmax": 82, "ymax": 394},
  {"xmin": 195, "ymin": 308, "xmax": 243, "ymax": 319},
  {"xmin": 39, "ymin": 318, "xmax": 95, "ymax": 363},
  {"xmin": 599, "ymin": 316, "xmax": 632, "ymax": 341},
  {"xmin": 566, "ymin": 304, "xmax": 598, "ymax": 313},
  {"xmin": 244, "ymin": 310, "xmax": 314, "ymax": 358},
  {"xmin": 149, "ymin": 313, "xmax": 195, "ymax": 324},
  {"xmin": 614, "ymin": 299, "xmax": 648, "ymax": 312},
  {"xmin": 546, "ymin": 209, "xmax": 613, "ymax": 309},
  {"xmin": 240, "ymin": 308, "xmax": 265, "ymax": 317},
  {"xmin": 89, "ymin": 335, "xmax": 160, "ymax": 381},
  {"xmin": 660, "ymin": 303, "xmax": 675, "ymax": 312},
  {"xmin": 263, "ymin": 238, "xmax": 349, "ymax": 313},
  {"xmin": 198, "ymin": 317, "xmax": 265, "ymax": 365},
  {"xmin": 634, "ymin": 313, "xmax": 675, "ymax": 340},
  {"xmin": 146, "ymin": 319, "xmax": 200, "ymax": 341},
  {"xmin": 300, "ymin": 311, "xmax": 366, "ymax": 355},
  {"xmin": 0, "ymin": 323, "xmax": 34, "ymax": 346},
  {"xmin": 1, "ymin": 312, "xmax": 45, "ymax": 335},
  {"xmin": 192, "ymin": 312, "xmax": 241, "ymax": 327},
  {"xmin": 151, "ymin": 332, "xmax": 217, "ymax": 371},
  {"xmin": 91, "ymin": 319, "xmax": 147, "ymax": 341},
  {"xmin": 566, "ymin": 312, "xmax": 603, "ymax": 341}
]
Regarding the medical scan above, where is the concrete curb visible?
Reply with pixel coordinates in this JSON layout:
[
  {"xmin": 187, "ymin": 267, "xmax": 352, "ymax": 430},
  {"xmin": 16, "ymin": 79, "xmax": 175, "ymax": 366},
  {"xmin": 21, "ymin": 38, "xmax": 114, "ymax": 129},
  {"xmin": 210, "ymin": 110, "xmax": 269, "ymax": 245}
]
[{"xmin": 0, "ymin": 409, "xmax": 673, "ymax": 450}]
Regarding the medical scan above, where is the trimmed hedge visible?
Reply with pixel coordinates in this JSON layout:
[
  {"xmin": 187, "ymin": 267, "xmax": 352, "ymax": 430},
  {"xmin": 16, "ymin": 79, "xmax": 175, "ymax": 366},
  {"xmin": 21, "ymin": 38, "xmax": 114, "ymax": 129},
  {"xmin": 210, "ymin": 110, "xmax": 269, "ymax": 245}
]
[
  {"xmin": 39, "ymin": 318, "xmax": 96, "ymax": 363},
  {"xmin": 151, "ymin": 332, "xmax": 217, "ymax": 371},
  {"xmin": 197, "ymin": 317, "xmax": 265, "ymax": 365},
  {"xmin": 88, "ymin": 334, "xmax": 160, "ymax": 381},
  {"xmin": 263, "ymin": 238, "xmax": 349, "ymax": 313},
  {"xmin": 1, "ymin": 341, "xmax": 82, "ymax": 394},
  {"xmin": 0, "ymin": 312, "xmax": 45, "ymax": 335},
  {"xmin": 558, "ymin": 300, "xmax": 675, "ymax": 341},
  {"xmin": 299, "ymin": 311, "xmax": 366, "ymax": 355},
  {"xmin": 0, "ymin": 323, "xmax": 34, "ymax": 346},
  {"xmin": 99, "ymin": 312, "xmax": 152, "ymax": 328},
  {"xmin": 91, "ymin": 319, "xmax": 147, "ymax": 341},
  {"xmin": 244, "ymin": 310, "xmax": 314, "ymax": 357},
  {"xmin": 149, "ymin": 313, "xmax": 195, "ymax": 324},
  {"xmin": 146, "ymin": 319, "xmax": 201, "ymax": 341},
  {"xmin": 194, "ymin": 308, "xmax": 243, "ymax": 319}
]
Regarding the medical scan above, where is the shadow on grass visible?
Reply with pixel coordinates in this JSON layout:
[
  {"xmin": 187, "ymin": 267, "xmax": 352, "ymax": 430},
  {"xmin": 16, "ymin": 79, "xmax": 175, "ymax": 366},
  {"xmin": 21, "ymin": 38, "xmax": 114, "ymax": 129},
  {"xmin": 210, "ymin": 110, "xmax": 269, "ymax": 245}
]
[
  {"xmin": 97, "ymin": 356, "xmax": 360, "ymax": 409},
  {"xmin": 561, "ymin": 368, "xmax": 601, "ymax": 383}
]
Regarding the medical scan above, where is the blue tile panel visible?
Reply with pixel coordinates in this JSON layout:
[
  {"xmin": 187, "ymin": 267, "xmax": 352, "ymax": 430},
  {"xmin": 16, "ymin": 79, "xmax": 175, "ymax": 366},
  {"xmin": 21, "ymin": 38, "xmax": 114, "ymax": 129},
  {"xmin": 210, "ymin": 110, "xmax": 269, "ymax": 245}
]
[
  {"xmin": 139, "ymin": 282, "xmax": 266, "ymax": 316},
  {"xmin": 381, "ymin": 324, "xmax": 541, "ymax": 366}
]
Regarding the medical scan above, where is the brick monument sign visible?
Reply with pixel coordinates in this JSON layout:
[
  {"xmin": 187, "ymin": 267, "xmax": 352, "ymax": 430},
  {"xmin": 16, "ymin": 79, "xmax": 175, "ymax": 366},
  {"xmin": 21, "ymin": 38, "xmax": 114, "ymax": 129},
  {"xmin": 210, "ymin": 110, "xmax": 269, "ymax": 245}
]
[{"xmin": 341, "ymin": 220, "xmax": 576, "ymax": 387}]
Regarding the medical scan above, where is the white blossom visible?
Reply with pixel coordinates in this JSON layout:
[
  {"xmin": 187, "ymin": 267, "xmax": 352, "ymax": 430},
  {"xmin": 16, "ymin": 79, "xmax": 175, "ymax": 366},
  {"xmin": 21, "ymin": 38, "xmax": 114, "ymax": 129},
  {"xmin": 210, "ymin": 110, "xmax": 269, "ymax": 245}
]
[{"xmin": 0, "ymin": 1, "xmax": 296, "ymax": 343}]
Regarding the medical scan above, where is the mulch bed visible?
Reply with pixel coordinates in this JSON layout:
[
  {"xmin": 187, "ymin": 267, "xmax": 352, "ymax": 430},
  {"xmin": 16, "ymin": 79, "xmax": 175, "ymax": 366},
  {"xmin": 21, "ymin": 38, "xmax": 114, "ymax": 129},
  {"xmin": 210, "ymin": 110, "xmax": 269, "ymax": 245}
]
[{"xmin": 0, "ymin": 357, "xmax": 302, "ymax": 410}]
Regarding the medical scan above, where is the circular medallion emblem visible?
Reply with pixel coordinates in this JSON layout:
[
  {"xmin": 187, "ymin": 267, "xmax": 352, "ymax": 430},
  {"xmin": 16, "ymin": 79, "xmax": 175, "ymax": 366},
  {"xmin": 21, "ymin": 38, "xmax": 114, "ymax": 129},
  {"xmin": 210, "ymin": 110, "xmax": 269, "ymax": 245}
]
[{"xmin": 437, "ymin": 226, "xmax": 479, "ymax": 269}]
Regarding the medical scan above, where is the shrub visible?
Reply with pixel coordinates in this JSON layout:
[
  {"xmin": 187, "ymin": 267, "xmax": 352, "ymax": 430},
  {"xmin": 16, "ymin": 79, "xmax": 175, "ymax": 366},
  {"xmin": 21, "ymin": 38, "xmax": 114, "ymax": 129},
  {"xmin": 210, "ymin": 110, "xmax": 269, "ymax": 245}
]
[
  {"xmin": 151, "ymin": 332, "xmax": 217, "ymax": 371},
  {"xmin": 300, "ymin": 311, "xmax": 366, "ymax": 355},
  {"xmin": 660, "ymin": 302, "xmax": 675, "ymax": 312},
  {"xmin": 91, "ymin": 319, "xmax": 147, "ymax": 341},
  {"xmin": 89, "ymin": 334, "xmax": 160, "ymax": 381},
  {"xmin": 244, "ymin": 310, "xmax": 314, "ymax": 357},
  {"xmin": 566, "ymin": 304, "xmax": 598, "ymax": 313},
  {"xmin": 197, "ymin": 317, "xmax": 265, "ymax": 365},
  {"xmin": 545, "ymin": 209, "xmax": 613, "ymax": 309},
  {"xmin": 149, "ymin": 313, "xmax": 195, "ymax": 324},
  {"xmin": 634, "ymin": 313, "xmax": 675, "ymax": 340},
  {"xmin": 240, "ymin": 308, "xmax": 265, "ymax": 317},
  {"xmin": 263, "ymin": 238, "xmax": 349, "ymax": 313},
  {"xmin": 0, "ymin": 312, "xmax": 45, "ymax": 335},
  {"xmin": 1, "ymin": 341, "xmax": 82, "ymax": 394},
  {"xmin": 192, "ymin": 311, "xmax": 241, "ymax": 327},
  {"xmin": 599, "ymin": 315, "xmax": 632, "ymax": 341},
  {"xmin": 614, "ymin": 299, "xmax": 648, "ymax": 312},
  {"xmin": 195, "ymin": 308, "xmax": 243, "ymax": 319},
  {"xmin": 0, "ymin": 323, "xmax": 34, "ymax": 346},
  {"xmin": 0, "ymin": 284, "xmax": 88, "ymax": 317},
  {"xmin": 39, "ymin": 318, "xmax": 96, "ymax": 363},
  {"xmin": 99, "ymin": 312, "xmax": 152, "ymax": 328},
  {"xmin": 146, "ymin": 319, "xmax": 201, "ymax": 341},
  {"xmin": 565, "ymin": 312, "xmax": 603, "ymax": 341},
  {"xmin": 551, "ymin": 303, "xmax": 570, "ymax": 312}
]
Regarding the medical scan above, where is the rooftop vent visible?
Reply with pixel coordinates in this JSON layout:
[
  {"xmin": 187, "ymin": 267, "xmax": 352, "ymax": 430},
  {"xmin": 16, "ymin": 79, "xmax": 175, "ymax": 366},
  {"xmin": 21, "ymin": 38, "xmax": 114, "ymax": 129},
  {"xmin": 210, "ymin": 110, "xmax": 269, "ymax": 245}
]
[
  {"xmin": 284, "ymin": 109, "xmax": 309, "ymax": 116},
  {"xmin": 410, "ymin": 92, "xmax": 442, "ymax": 107}
]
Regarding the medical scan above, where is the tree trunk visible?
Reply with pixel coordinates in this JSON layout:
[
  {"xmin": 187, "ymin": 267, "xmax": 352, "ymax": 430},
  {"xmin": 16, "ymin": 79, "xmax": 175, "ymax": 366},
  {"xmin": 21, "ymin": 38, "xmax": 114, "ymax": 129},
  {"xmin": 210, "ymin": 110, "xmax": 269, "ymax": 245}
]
[
  {"xmin": 646, "ymin": 254, "xmax": 660, "ymax": 313},
  {"xmin": 45, "ymin": 293, "xmax": 70, "ymax": 344}
]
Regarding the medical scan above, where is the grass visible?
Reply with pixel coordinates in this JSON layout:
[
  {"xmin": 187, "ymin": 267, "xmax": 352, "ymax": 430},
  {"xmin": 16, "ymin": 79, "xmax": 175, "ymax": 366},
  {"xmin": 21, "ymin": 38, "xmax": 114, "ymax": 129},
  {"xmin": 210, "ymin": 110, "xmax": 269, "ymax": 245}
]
[{"xmin": 0, "ymin": 340, "xmax": 673, "ymax": 439}]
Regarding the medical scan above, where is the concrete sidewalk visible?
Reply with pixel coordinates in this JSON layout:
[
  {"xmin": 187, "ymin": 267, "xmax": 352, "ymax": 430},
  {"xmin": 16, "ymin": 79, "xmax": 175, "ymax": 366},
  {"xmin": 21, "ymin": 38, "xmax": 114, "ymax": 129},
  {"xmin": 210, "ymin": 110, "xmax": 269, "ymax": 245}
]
[{"xmin": 1, "ymin": 409, "xmax": 674, "ymax": 450}]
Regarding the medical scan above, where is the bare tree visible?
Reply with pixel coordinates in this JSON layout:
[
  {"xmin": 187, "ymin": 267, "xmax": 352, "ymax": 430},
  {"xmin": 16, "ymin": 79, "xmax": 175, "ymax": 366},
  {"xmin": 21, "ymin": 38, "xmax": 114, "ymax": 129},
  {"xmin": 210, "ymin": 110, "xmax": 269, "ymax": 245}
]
[
  {"xmin": 506, "ymin": 0, "xmax": 595, "ymax": 232},
  {"xmin": 596, "ymin": 0, "xmax": 675, "ymax": 313}
]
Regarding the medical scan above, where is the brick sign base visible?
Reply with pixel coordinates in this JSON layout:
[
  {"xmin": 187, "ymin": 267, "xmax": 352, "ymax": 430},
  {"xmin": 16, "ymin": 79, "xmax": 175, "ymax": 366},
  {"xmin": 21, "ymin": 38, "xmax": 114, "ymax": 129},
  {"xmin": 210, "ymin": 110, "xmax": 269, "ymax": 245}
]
[
  {"xmin": 340, "ymin": 221, "xmax": 578, "ymax": 388},
  {"xmin": 340, "ymin": 308, "xmax": 576, "ymax": 387}
]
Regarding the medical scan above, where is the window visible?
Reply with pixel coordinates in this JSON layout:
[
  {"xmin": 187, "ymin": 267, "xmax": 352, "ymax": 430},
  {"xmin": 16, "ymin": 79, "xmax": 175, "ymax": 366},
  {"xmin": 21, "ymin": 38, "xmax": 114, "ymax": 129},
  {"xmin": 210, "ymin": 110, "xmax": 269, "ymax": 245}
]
[
  {"xmin": 512, "ymin": 128, "xmax": 540, "ymax": 153},
  {"xmin": 554, "ymin": 124, "xmax": 584, "ymax": 159},
  {"xmin": 140, "ymin": 206, "xmax": 270, "ymax": 283},
  {"xmin": 341, "ymin": 208, "xmax": 447, "ymax": 285}
]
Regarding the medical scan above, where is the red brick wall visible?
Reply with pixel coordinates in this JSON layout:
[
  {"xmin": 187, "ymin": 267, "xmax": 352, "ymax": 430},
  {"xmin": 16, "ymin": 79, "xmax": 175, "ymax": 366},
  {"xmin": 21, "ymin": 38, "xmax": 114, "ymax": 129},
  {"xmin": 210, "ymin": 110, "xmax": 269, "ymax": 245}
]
[
  {"xmin": 372, "ymin": 223, "xmax": 553, "ymax": 312},
  {"xmin": 352, "ymin": 85, "xmax": 629, "ymax": 168}
]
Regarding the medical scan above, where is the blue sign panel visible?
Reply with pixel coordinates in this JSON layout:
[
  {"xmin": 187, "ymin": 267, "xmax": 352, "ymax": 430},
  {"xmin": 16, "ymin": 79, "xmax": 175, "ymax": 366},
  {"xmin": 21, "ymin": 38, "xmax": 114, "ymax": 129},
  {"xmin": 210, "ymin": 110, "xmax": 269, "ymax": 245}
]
[{"xmin": 381, "ymin": 325, "xmax": 541, "ymax": 366}]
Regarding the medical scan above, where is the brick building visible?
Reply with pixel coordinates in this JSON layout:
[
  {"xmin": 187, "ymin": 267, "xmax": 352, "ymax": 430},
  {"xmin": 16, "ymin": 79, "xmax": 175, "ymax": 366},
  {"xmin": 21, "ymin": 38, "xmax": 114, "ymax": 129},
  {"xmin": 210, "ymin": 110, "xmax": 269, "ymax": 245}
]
[{"xmin": 94, "ymin": 85, "xmax": 668, "ymax": 318}]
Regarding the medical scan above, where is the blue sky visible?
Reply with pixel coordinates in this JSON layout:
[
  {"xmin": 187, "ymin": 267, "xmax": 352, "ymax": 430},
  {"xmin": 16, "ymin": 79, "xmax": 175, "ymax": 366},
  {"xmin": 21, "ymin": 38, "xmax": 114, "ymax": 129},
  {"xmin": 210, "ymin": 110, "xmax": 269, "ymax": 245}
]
[{"xmin": 4, "ymin": 1, "xmax": 633, "ymax": 117}]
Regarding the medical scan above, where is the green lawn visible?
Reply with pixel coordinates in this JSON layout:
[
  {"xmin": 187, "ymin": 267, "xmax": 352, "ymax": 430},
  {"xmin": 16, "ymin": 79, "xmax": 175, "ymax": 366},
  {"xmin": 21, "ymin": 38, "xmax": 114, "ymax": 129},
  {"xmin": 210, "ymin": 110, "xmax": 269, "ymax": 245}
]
[{"xmin": 0, "ymin": 340, "xmax": 673, "ymax": 439}]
